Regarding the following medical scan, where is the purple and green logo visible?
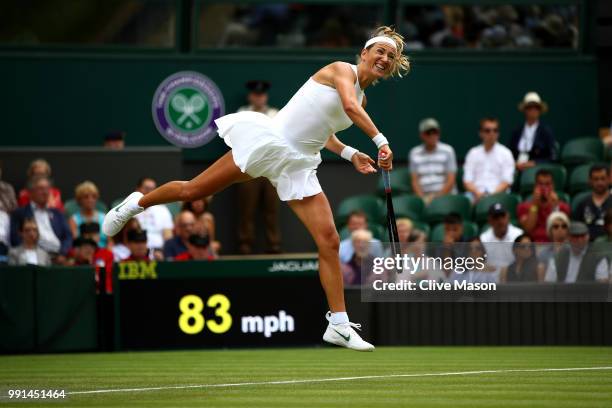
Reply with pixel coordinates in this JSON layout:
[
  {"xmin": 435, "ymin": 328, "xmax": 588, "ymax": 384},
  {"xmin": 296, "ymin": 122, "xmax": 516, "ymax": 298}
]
[{"xmin": 152, "ymin": 71, "xmax": 225, "ymax": 148}]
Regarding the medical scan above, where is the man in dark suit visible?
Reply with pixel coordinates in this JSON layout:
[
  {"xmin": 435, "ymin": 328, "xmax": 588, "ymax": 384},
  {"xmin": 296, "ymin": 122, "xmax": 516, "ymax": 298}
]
[
  {"xmin": 10, "ymin": 175, "xmax": 72, "ymax": 260},
  {"xmin": 509, "ymin": 92, "xmax": 557, "ymax": 172}
]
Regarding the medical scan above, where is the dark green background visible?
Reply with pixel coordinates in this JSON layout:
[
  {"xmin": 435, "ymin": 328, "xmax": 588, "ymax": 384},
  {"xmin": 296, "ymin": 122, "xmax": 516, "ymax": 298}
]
[{"xmin": 0, "ymin": 52, "xmax": 598, "ymax": 161}]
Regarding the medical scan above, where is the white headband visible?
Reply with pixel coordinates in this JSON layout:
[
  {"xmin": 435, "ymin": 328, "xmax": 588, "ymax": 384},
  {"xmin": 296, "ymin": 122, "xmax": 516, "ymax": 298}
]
[{"xmin": 364, "ymin": 36, "xmax": 397, "ymax": 50}]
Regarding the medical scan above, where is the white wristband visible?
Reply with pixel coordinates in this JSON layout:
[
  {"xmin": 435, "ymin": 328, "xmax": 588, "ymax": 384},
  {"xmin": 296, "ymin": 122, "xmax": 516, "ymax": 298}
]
[
  {"xmin": 372, "ymin": 133, "xmax": 389, "ymax": 149},
  {"xmin": 340, "ymin": 146, "xmax": 359, "ymax": 161}
]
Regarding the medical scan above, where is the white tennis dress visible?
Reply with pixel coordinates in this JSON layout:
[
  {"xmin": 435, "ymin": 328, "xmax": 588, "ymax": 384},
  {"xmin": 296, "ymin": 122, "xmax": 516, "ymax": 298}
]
[{"xmin": 215, "ymin": 63, "xmax": 364, "ymax": 201}]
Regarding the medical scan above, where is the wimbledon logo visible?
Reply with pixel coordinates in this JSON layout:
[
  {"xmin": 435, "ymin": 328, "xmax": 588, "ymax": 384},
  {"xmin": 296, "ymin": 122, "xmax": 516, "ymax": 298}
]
[{"xmin": 152, "ymin": 71, "xmax": 225, "ymax": 148}]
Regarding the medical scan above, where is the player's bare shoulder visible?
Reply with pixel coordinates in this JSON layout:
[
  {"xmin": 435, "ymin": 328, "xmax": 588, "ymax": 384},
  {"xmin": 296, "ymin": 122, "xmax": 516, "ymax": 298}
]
[{"xmin": 312, "ymin": 61, "xmax": 354, "ymax": 88}]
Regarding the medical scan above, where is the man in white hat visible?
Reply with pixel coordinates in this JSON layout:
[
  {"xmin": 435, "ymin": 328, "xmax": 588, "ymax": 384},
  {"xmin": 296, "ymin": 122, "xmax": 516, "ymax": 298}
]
[{"xmin": 509, "ymin": 92, "xmax": 556, "ymax": 171}]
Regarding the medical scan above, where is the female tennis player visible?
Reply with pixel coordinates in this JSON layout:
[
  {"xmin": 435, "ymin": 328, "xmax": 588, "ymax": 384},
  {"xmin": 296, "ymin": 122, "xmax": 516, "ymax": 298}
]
[{"xmin": 103, "ymin": 26, "xmax": 410, "ymax": 351}]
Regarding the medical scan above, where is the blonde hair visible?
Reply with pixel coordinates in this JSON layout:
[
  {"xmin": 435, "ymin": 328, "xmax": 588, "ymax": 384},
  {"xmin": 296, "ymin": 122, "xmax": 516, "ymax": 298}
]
[
  {"xmin": 396, "ymin": 217, "xmax": 413, "ymax": 230},
  {"xmin": 351, "ymin": 228, "xmax": 373, "ymax": 242},
  {"xmin": 75, "ymin": 181, "xmax": 99, "ymax": 201},
  {"xmin": 27, "ymin": 159, "xmax": 51, "ymax": 177},
  {"xmin": 362, "ymin": 26, "xmax": 411, "ymax": 79}
]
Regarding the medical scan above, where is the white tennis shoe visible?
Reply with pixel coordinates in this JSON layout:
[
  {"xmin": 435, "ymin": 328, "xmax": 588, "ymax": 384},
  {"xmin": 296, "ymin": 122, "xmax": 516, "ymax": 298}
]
[
  {"xmin": 102, "ymin": 192, "xmax": 144, "ymax": 237},
  {"xmin": 322, "ymin": 312, "xmax": 375, "ymax": 352}
]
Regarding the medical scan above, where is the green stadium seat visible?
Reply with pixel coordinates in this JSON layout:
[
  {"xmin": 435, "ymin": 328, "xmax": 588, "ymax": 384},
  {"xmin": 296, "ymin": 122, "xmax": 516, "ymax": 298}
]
[
  {"xmin": 570, "ymin": 190, "xmax": 591, "ymax": 215},
  {"xmin": 473, "ymin": 193, "xmax": 521, "ymax": 225},
  {"xmin": 561, "ymin": 137, "xmax": 604, "ymax": 165},
  {"xmin": 339, "ymin": 223, "xmax": 386, "ymax": 241},
  {"xmin": 336, "ymin": 195, "xmax": 384, "ymax": 226},
  {"xmin": 64, "ymin": 198, "xmax": 107, "ymax": 218},
  {"xmin": 568, "ymin": 163, "xmax": 593, "ymax": 195},
  {"xmin": 430, "ymin": 221, "xmax": 479, "ymax": 243},
  {"xmin": 425, "ymin": 194, "xmax": 471, "ymax": 224},
  {"xmin": 376, "ymin": 168, "xmax": 411, "ymax": 196},
  {"xmin": 381, "ymin": 194, "xmax": 424, "ymax": 223},
  {"xmin": 519, "ymin": 163, "xmax": 567, "ymax": 195}
]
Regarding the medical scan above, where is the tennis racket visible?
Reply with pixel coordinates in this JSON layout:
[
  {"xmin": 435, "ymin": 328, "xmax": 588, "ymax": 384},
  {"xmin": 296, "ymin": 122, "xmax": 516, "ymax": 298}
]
[{"xmin": 382, "ymin": 169, "xmax": 400, "ymax": 258}]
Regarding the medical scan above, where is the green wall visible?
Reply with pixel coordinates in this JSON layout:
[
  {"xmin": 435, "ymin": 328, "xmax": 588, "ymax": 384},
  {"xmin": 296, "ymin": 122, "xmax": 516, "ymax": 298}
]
[{"xmin": 0, "ymin": 52, "xmax": 598, "ymax": 161}]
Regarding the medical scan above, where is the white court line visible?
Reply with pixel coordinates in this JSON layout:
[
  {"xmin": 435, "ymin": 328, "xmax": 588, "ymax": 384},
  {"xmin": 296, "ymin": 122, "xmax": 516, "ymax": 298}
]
[{"xmin": 67, "ymin": 366, "xmax": 612, "ymax": 396}]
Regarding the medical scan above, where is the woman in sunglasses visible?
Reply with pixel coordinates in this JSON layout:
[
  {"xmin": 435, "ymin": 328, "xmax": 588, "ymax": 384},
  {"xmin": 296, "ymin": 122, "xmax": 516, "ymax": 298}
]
[{"xmin": 537, "ymin": 211, "xmax": 570, "ymax": 281}]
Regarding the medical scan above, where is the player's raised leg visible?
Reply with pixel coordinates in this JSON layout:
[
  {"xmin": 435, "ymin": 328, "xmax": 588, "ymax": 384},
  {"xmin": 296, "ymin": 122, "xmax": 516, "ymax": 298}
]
[
  {"xmin": 103, "ymin": 151, "xmax": 250, "ymax": 237},
  {"xmin": 288, "ymin": 192, "xmax": 374, "ymax": 351}
]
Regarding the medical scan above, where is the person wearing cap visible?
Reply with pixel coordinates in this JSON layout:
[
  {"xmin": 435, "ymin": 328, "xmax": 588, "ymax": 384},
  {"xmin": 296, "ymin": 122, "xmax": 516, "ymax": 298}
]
[
  {"xmin": 480, "ymin": 202, "xmax": 524, "ymax": 269},
  {"xmin": 70, "ymin": 236, "xmax": 98, "ymax": 266},
  {"xmin": 463, "ymin": 117, "xmax": 515, "ymax": 203},
  {"xmin": 236, "ymin": 80, "xmax": 281, "ymax": 254},
  {"xmin": 537, "ymin": 211, "xmax": 570, "ymax": 280},
  {"xmin": 103, "ymin": 26, "xmax": 412, "ymax": 352},
  {"xmin": 124, "ymin": 229, "xmax": 150, "ymax": 261},
  {"xmin": 573, "ymin": 164, "xmax": 612, "ymax": 241},
  {"xmin": 509, "ymin": 92, "xmax": 556, "ymax": 171},
  {"xmin": 103, "ymin": 131, "xmax": 126, "ymax": 150},
  {"xmin": 409, "ymin": 118, "xmax": 457, "ymax": 204},
  {"xmin": 544, "ymin": 222, "xmax": 609, "ymax": 283},
  {"xmin": 175, "ymin": 233, "xmax": 216, "ymax": 261}
]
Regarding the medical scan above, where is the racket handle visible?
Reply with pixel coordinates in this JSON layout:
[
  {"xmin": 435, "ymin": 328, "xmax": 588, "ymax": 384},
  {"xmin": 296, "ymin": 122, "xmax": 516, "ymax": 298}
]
[{"xmin": 382, "ymin": 169, "xmax": 392, "ymax": 192}]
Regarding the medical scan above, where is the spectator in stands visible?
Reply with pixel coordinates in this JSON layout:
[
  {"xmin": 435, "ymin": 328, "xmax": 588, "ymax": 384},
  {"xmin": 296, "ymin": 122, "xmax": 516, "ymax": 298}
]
[
  {"xmin": 133, "ymin": 177, "xmax": 173, "ymax": 258},
  {"xmin": 573, "ymin": 164, "xmax": 612, "ymax": 240},
  {"xmin": 0, "ymin": 161, "xmax": 17, "ymax": 213},
  {"xmin": 442, "ymin": 212, "xmax": 466, "ymax": 244},
  {"xmin": 406, "ymin": 229, "xmax": 444, "ymax": 283},
  {"xmin": 77, "ymin": 222, "xmax": 114, "ymax": 293},
  {"xmin": 518, "ymin": 169, "xmax": 570, "ymax": 242},
  {"xmin": 409, "ymin": 118, "xmax": 457, "ymax": 204},
  {"xmin": 236, "ymin": 80, "xmax": 281, "ymax": 254},
  {"xmin": 123, "ymin": 229, "xmax": 150, "ymax": 261},
  {"xmin": 103, "ymin": 130, "xmax": 126, "ymax": 150},
  {"xmin": 8, "ymin": 218, "xmax": 51, "ymax": 266},
  {"xmin": 10, "ymin": 175, "xmax": 72, "ymax": 260},
  {"xmin": 175, "ymin": 234, "xmax": 217, "ymax": 261},
  {"xmin": 396, "ymin": 218, "xmax": 413, "ymax": 249},
  {"xmin": 510, "ymin": 92, "xmax": 556, "ymax": 171},
  {"xmin": 18, "ymin": 159, "xmax": 64, "ymax": 212},
  {"xmin": 544, "ymin": 222, "xmax": 609, "ymax": 283},
  {"xmin": 183, "ymin": 198, "xmax": 220, "ymax": 253},
  {"xmin": 69, "ymin": 181, "xmax": 107, "ymax": 247},
  {"xmin": 537, "ymin": 211, "xmax": 570, "ymax": 281},
  {"xmin": 341, "ymin": 229, "xmax": 377, "ymax": 285},
  {"xmin": 480, "ymin": 203, "xmax": 524, "ymax": 269},
  {"xmin": 163, "ymin": 210, "xmax": 196, "ymax": 260},
  {"xmin": 449, "ymin": 238, "xmax": 497, "ymax": 284},
  {"xmin": 69, "ymin": 237, "xmax": 98, "ymax": 266},
  {"xmin": 463, "ymin": 118, "xmax": 515, "ymax": 202},
  {"xmin": 339, "ymin": 210, "xmax": 383, "ymax": 263},
  {"xmin": 500, "ymin": 234, "xmax": 538, "ymax": 282},
  {"xmin": 435, "ymin": 212, "xmax": 468, "ymax": 261},
  {"xmin": 0, "ymin": 209, "xmax": 8, "ymax": 264},
  {"xmin": 111, "ymin": 218, "xmax": 141, "ymax": 262}
]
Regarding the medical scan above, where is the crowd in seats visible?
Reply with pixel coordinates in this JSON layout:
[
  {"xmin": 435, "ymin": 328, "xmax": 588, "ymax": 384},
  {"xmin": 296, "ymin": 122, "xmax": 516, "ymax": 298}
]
[
  {"xmin": 0, "ymin": 159, "xmax": 219, "ymax": 293},
  {"xmin": 337, "ymin": 91, "xmax": 612, "ymax": 285}
]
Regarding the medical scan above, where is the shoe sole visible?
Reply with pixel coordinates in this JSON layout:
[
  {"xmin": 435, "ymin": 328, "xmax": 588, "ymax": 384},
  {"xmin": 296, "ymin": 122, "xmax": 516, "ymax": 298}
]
[{"xmin": 323, "ymin": 333, "xmax": 375, "ymax": 352}]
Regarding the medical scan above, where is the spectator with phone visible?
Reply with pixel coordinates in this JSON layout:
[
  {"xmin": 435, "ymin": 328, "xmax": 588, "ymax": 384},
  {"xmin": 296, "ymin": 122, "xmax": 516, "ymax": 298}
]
[{"xmin": 517, "ymin": 169, "xmax": 570, "ymax": 242}]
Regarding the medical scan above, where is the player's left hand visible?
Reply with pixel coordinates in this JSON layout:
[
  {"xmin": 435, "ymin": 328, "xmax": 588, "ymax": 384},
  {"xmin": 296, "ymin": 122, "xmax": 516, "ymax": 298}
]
[
  {"xmin": 378, "ymin": 145, "xmax": 393, "ymax": 170},
  {"xmin": 351, "ymin": 152, "xmax": 377, "ymax": 174}
]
